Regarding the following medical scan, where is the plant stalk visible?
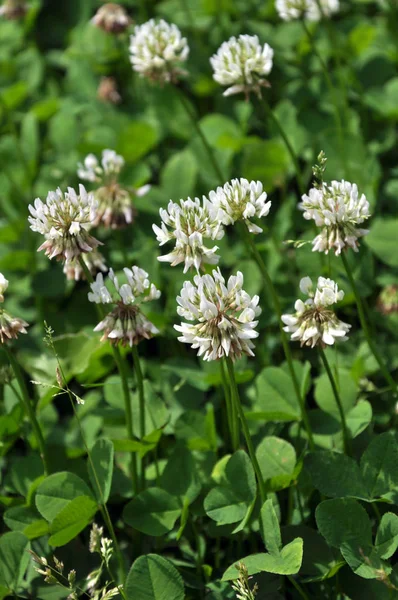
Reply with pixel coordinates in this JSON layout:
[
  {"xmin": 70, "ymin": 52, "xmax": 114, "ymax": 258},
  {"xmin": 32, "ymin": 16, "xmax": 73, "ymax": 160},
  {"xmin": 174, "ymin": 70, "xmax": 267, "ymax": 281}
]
[
  {"xmin": 131, "ymin": 344, "xmax": 146, "ymax": 489},
  {"xmin": 318, "ymin": 347, "xmax": 350, "ymax": 455},
  {"xmin": 220, "ymin": 359, "xmax": 239, "ymax": 451},
  {"xmin": 341, "ymin": 252, "xmax": 397, "ymax": 396},
  {"xmin": 4, "ymin": 346, "xmax": 50, "ymax": 475},
  {"xmin": 225, "ymin": 356, "xmax": 266, "ymax": 503}
]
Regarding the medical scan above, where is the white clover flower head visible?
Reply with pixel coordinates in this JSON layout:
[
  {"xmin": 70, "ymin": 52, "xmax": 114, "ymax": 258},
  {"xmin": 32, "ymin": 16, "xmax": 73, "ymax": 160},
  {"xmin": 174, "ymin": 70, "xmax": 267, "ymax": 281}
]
[
  {"xmin": 208, "ymin": 178, "xmax": 271, "ymax": 234},
  {"xmin": 377, "ymin": 285, "xmax": 398, "ymax": 316},
  {"xmin": 129, "ymin": 19, "xmax": 189, "ymax": 84},
  {"xmin": 88, "ymin": 266, "xmax": 160, "ymax": 347},
  {"xmin": 0, "ymin": 0, "xmax": 28, "ymax": 19},
  {"xmin": 282, "ymin": 276, "xmax": 350, "ymax": 348},
  {"xmin": 0, "ymin": 275, "xmax": 28, "ymax": 343},
  {"xmin": 210, "ymin": 34, "xmax": 274, "ymax": 99},
  {"xmin": 28, "ymin": 185, "xmax": 101, "ymax": 264},
  {"xmin": 276, "ymin": 0, "xmax": 339, "ymax": 21},
  {"xmin": 91, "ymin": 3, "xmax": 131, "ymax": 33},
  {"xmin": 63, "ymin": 249, "xmax": 107, "ymax": 282},
  {"xmin": 175, "ymin": 268, "xmax": 261, "ymax": 362},
  {"xmin": 299, "ymin": 180, "xmax": 370, "ymax": 255},
  {"xmin": 78, "ymin": 149, "xmax": 125, "ymax": 183},
  {"xmin": 97, "ymin": 76, "xmax": 121, "ymax": 105},
  {"xmin": 0, "ymin": 273, "xmax": 9, "ymax": 303},
  {"xmin": 153, "ymin": 197, "xmax": 224, "ymax": 273}
]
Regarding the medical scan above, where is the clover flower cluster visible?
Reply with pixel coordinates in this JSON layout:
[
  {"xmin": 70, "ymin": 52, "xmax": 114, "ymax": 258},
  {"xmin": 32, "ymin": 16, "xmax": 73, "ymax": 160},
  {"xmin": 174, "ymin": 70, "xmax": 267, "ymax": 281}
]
[
  {"xmin": 91, "ymin": 3, "xmax": 131, "ymax": 34},
  {"xmin": 88, "ymin": 266, "xmax": 160, "ymax": 346},
  {"xmin": 78, "ymin": 150, "xmax": 151, "ymax": 229},
  {"xmin": 0, "ymin": 0, "xmax": 27, "ymax": 19},
  {"xmin": 63, "ymin": 250, "xmax": 107, "ymax": 282},
  {"xmin": 282, "ymin": 276, "xmax": 350, "ymax": 348},
  {"xmin": 209, "ymin": 178, "xmax": 271, "ymax": 234},
  {"xmin": 210, "ymin": 34, "xmax": 273, "ymax": 98},
  {"xmin": 129, "ymin": 19, "xmax": 189, "ymax": 84},
  {"xmin": 276, "ymin": 0, "xmax": 339, "ymax": 21},
  {"xmin": 299, "ymin": 180, "xmax": 370, "ymax": 255},
  {"xmin": 175, "ymin": 268, "xmax": 261, "ymax": 361},
  {"xmin": 153, "ymin": 197, "xmax": 224, "ymax": 273},
  {"xmin": 28, "ymin": 185, "xmax": 101, "ymax": 263},
  {"xmin": 0, "ymin": 273, "xmax": 28, "ymax": 343}
]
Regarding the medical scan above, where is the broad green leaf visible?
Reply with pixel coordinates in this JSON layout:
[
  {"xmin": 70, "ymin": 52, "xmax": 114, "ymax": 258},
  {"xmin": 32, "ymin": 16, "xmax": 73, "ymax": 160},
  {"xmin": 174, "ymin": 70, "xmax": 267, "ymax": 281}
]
[
  {"xmin": 316, "ymin": 498, "xmax": 372, "ymax": 549},
  {"xmin": 242, "ymin": 139, "xmax": 290, "ymax": 191},
  {"xmin": 346, "ymin": 400, "xmax": 372, "ymax": 439},
  {"xmin": 88, "ymin": 438, "xmax": 114, "ymax": 504},
  {"xmin": 341, "ymin": 542, "xmax": 390, "ymax": 580},
  {"xmin": 256, "ymin": 436, "xmax": 296, "ymax": 489},
  {"xmin": 23, "ymin": 520, "xmax": 49, "ymax": 540},
  {"xmin": 259, "ymin": 538, "xmax": 303, "ymax": 575},
  {"xmin": 250, "ymin": 367, "xmax": 300, "ymax": 422},
  {"xmin": 375, "ymin": 513, "xmax": 398, "ymax": 559},
  {"xmin": 365, "ymin": 218, "xmax": 398, "ymax": 267},
  {"xmin": 161, "ymin": 149, "xmax": 198, "ymax": 200},
  {"xmin": 314, "ymin": 370, "xmax": 357, "ymax": 417},
  {"xmin": 36, "ymin": 472, "xmax": 94, "ymax": 522},
  {"xmin": 204, "ymin": 451, "xmax": 256, "ymax": 525},
  {"xmin": 260, "ymin": 499, "xmax": 282, "ymax": 555},
  {"xmin": 160, "ymin": 445, "xmax": 201, "ymax": 504},
  {"xmin": 360, "ymin": 433, "xmax": 398, "ymax": 498},
  {"xmin": 0, "ymin": 532, "xmax": 30, "ymax": 592},
  {"xmin": 222, "ymin": 554, "xmax": 269, "ymax": 580},
  {"xmin": 125, "ymin": 554, "xmax": 185, "ymax": 600},
  {"xmin": 123, "ymin": 488, "xmax": 181, "ymax": 536},
  {"xmin": 49, "ymin": 496, "xmax": 98, "ymax": 547},
  {"xmin": 3, "ymin": 506, "xmax": 42, "ymax": 532},
  {"xmin": 305, "ymin": 451, "xmax": 369, "ymax": 500},
  {"xmin": 283, "ymin": 525, "xmax": 339, "ymax": 582},
  {"xmin": 117, "ymin": 121, "xmax": 158, "ymax": 163}
]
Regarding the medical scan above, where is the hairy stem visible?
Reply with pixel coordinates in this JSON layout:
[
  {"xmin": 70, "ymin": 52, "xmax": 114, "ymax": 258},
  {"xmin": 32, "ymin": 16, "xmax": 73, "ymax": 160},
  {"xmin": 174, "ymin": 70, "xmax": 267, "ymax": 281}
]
[{"xmin": 4, "ymin": 346, "xmax": 50, "ymax": 475}]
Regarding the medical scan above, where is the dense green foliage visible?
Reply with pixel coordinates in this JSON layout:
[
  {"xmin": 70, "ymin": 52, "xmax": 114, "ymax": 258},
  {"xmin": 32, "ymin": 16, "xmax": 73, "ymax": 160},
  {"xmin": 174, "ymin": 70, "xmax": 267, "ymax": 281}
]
[{"xmin": 0, "ymin": 0, "xmax": 398, "ymax": 599}]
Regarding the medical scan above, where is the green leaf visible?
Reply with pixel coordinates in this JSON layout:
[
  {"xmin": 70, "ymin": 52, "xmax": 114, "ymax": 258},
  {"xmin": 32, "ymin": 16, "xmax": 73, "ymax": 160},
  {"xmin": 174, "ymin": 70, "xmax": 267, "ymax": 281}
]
[
  {"xmin": 341, "ymin": 542, "xmax": 390, "ymax": 580},
  {"xmin": 0, "ymin": 532, "xmax": 30, "ymax": 592},
  {"xmin": 316, "ymin": 498, "xmax": 372, "ymax": 549},
  {"xmin": 125, "ymin": 554, "xmax": 185, "ymax": 600},
  {"xmin": 49, "ymin": 495, "xmax": 98, "ymax": 547},
  {"xmin": 241, "ymin": 139, "xmax": 290, "ymax": 191},
  {"xmin": 305, "ymin": 451, "xmax": 369, "ymax": 500},
  {"xmin": 23, "ymin": 520, "xmax": 49, "ymax": 540},
  {"xmin": 256, "ymin": 436, "xmax": 296, "ymax": 489},
  {"xmin": 123, "ymin": 488, "xmax": 181, "ymax": 536},
  {"xmin": 3, "ymin": 506, "xmax": 42, "ymax": 532},
  {"xmin": 160, "ymin": 445, "xmax": 201, "ymax": 504},
  {"xmin": 222, "ymin": 540, "xmax": 303, "ymax": 579},
  {"xmin": 222, "ymin": 554, "xmax": 269, "ymax": 580},
  {"xmin": 204, "ymin": 451, "xmax": 256, "ymax": 525},
  {"xmin": 260, "ymin": 499, "xmax": 282, "ymax": 555},
  {"xmin": 117, "ymin": 121, "xmax": 158, "ymax": 163},
  {"xmin": 375, "ymin": 513, "xmax": 398, "ymax": 559},
  {"xmin": 161, "ymin": 149, "xmax": 198, "ymax": 200},
  {"xmin": 250, "ymin": 367, "xmax": 300, "ymax": 422},
  {"xmin": 314, "ymin": 370, "xmax": 357, "ymax": 417},
  {"xmin": 360, "ymin": 433, "xmax": 398, "ymax": 498},
  {"xmin": 346, "ymin": 400, "xmax": 373, "ymax": 439},
  {"xmin": 365, "ymin": 218, "xmax": 398, "ymax": 267},
  {"xmin": 36, "ymin": 472, "xmax": 94, "ymax": 522},
  {"xmin": 88, "ymin": 438, "xmax": 114, "ymax": 504}
]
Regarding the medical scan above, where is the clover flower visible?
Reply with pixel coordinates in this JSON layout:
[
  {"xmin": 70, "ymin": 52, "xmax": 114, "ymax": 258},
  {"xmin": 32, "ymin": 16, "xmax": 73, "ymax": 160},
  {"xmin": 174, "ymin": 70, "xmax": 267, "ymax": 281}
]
[
  {"xmin": 63, "ymin": 249, "xmax": 107, "ymax": 282},
  {"xmin": 153, "ymin": 197, "xmax": 224, "ymax": 273},
  {"xmin": 276, "ymin": 0, "xmax": 339, "ymax": 21},
  {"xmin": 210, "ymin": 35, "xmax": 273, "ymax": 98},
  {"xmin": 28, "ymin": 185, "xmax": 101, "ymax": 263},
  {"xmin": 0, "ymin": 0, "xmax": 28, "ymax": 19},
  {"xmin": 88, "ymin": 267, "xmax": 160, "ymax": 347},
  {"xmin": 78, "ymin": 150, "xmax": 150, "ymax": 228},
  {"xmin": 282, "ymin": 276, "xmax": 350, "ymax": 348},
  {"xmin": 208, "ymin": 178, "xmax": 271, "ymax": 234},
  {"xmin": 299, "ymin": 180, "xmax": 370, "ymax": 255},
  {"xmin": 129, "ymin": 19, "xmax": 189, "ymax": 84},
  {"xmin": 97, "ymin": 76, "xmax": 121, "ymax": 104},
  {"xmin": 0, "ymin": 273, "xmax": 28, "ymax": 343},
  {"xmin": 91, "ymin": 3, "xmax": 131, "ymax": 33},
  {"xmin": 175, "ymin": 268, "xmax": 261, "ymax": 361},
  {"xmin": 377, "ymin": 285, "xmax": 398, "ymax": 315}
]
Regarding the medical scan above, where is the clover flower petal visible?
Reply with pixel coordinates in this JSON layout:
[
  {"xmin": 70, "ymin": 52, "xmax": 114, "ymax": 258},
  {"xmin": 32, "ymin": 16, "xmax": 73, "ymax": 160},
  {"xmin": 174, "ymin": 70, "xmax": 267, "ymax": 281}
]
[
  {"xmin": 88, "ymin": 266, "xmax": 160, "ymax": 347},
  {"xmin": 210, "ymin": 35, "xmax": 273, "ymax": 98},
  {"xmin": 208, "ymin": 178, "xmax": 271, "ymax": 233},
  {"xmin": 276, "ymin": 0, "xmax": 339, "ymax": 21},
  {"xmin": 299, "ymin": 180, "xmax": 370, "ymax": 255},
  {"xmin": 28, "ymin": 185, "xmax": 101, "ymax": 264},
  {"xmin": 129, "ymin": 19, "xmax": 189, "ymax": 84},
  {"xmin": 63, "ymin": 250, "xmax": 107, "ymax": 282},
  {"xmin": 282, "ymin": 276, "xmax": 350, "ymax": 348},
  {"xmin": 175, "ymin": 268, "xmax": 261, "ymax": 361},
  {"xmin": 0, "ymin": 273, "xmax": 28, "ymax": 343},
  {"xmin": 153, "ymin": 197, "xmax": 224, "ymax": 273}
]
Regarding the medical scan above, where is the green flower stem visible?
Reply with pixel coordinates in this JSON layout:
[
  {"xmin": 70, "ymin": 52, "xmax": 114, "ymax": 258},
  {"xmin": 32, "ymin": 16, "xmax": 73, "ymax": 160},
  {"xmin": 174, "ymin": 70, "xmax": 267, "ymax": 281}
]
[
  {"xmin": 220, "ymin": 359, "xmax": 239, "ymax": 451},
  {"xmin": 318, "ymin": 347, "xmax": 350, "ymax": 455},
  {"xmin": 287, "ymin": 575, "xmax": 310, "ymax": 600},
  {"xmin": 78, "ymin": 256, "xmax": 139, "ymax": 493},
  {"xmin": 175, "ymin": 85, "xmax": 226, "ymax": 183},
  {"xmin": 259, "ymin": 99, "xmax": 305, "ymax": 195},
  {"xmin": 238, "ymin": 223, "xmax": 315, "ymax": 451},
  {"xmin": 225, "ymin": 356, "xmax": 266, "ymax": 503},
  {"xmin": 341, "ymin": 252, "xmax": 397, "ymax": 396},
  {"xmin": 131, "ymin": 344, "xmax": 146, "ymax": 489},
  {"xmin": 4, "ymin": 346, "xmax": 50, "ymax": 475}
]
